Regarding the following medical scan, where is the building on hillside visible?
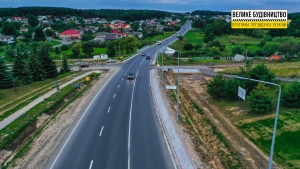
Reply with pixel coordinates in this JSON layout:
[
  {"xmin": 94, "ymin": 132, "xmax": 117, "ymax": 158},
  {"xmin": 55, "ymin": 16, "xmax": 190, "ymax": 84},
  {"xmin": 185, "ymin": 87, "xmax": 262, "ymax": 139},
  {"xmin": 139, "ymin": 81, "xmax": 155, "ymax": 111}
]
[
  {"xmin": 127, "ymin": 32, "xmax": 143, "ymax": 39},
  {"xmin": 0, "ymin": 35, "xmax": 14, "ymax": 43},
  {"xmin": 59, "ymin": 29, "xmax": 81, "ymax": 40}
]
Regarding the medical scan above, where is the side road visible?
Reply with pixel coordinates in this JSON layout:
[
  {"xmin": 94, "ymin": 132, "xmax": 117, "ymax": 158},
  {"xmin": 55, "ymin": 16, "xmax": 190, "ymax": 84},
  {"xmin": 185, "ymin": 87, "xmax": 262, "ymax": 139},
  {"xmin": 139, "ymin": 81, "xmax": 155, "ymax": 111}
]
[
  {"xmin": 150, "ymin": 69, "xmax": 196, "ymax": 169},
  {"xmin": 0, "ymin": 70, "xmax": 100, "ymax": 130}
]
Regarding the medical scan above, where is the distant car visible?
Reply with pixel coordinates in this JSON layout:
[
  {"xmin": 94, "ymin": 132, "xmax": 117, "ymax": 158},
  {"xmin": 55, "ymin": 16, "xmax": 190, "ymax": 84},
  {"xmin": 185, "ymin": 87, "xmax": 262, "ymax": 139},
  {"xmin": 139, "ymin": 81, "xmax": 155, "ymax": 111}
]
[
  {"xmin": 141, "ymin": 53, "xmax": 146, "ymax": 56},
  {"xmin": 80, "ymin": 62, "xmax": 89, "ymax": 68},
  {"xmin": 146, "ymin": 56, "xmax": 150, "ymax": 59},
  {"xmin": 127, "ymin": 73, "xmax": 135, "ymax": 79},
  {"xmin": 107, "ymin": 59, "xmax": 116, "ymax": 63}
]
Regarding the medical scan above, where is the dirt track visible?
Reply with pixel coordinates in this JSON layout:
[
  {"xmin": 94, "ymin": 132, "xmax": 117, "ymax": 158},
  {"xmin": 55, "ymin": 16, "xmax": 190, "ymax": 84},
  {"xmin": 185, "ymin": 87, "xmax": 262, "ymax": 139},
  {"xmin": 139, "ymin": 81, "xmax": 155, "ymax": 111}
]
[{"xmin": 162, "ymin": 70, "xmax": 283, "ymax": 169}]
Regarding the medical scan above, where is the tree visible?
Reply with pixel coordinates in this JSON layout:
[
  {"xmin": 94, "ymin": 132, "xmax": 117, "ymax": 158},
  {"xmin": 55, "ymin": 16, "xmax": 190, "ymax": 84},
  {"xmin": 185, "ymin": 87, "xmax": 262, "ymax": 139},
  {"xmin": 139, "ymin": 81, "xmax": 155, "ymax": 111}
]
[
  {"xmin": 28, "ymin": 53, "xmax": 44, "ymax": 81},
  {"xmin": 61, "ymin": 44, "xmax": 69, "ymax": 51},
  {"xmin": 206, "ymin": 74, "xmax": 226, "ymax": 99},
  {"xmin": 278, "ymin": 42, "xmax": 292, "ymax": 56},
  {"xmin": 55, "ymin": 47, "xmax": 60, "ymax": 54},
  {"xmin": 204, "ymin": 33, "xmax": 215, "ymax": 43},
  {"xmin": 183, "ymin": 44, "xmax": 194, "ymax": 50},
  {"xmin": 38, "ymin": 42, "xmax": 58, "ymax": 78},
  {"xmin": 33, "ymin": 27, "xmax": 46, "ymax": 41},
  {"xmin": 61, "ymin": 58, "xmax": 71, "ymax": 73},
  {"xmin": 82, "ymin": 41, "xmax": 94, "ymax": 58},
  {"xmin": 12, "ymin": 54, "xmax": 33, "ymax": 86},
  {"xmin": 2, "ymin": 21, "xmax": 16, "ymax": 35},
  {"xmin": 203, "ymin": 24, "xmax": 214, "ymax": 36},
  {"xmin": 249, "ymin": 64, "xmax": 275, "ymax": 82},
  {"xmin": 71, "ymin": 47, "xmax": 80, "ymax": 58},
  {"xmin": 255, "ymin": 49, "xmax": 265, "ymax": 56},
  {"xmin": 4, "ymin": 46, "xmax": 16, "ymax": 61},
  {"xmin": 106, "ymin": 41, "xmax": 116, "ymax": 57},
  {"xmin": 223, "ymin": 78, "xmax": 245, "ymax": 100},
  {"xmin": 26, "ymin": 14, "xmax": 39, "ymax": 27},
  {"xmin": 248, "ymin": 83, "xmax": 274, "ymax": 114},
  {"xmin": 81, "ymin": 30, "xmax": 94, "ymax": 41},
  {"xmin": 281, "ymin": 81, "xmax": 300, "ymax": 108},
  {"xmin": 0, "ymin": 57, "xmax": 14, "ymax": 89},
  {"xmin": 263, "ymin": 42, "xmax": 279, "ymax": 56},
  {"xmin": 231, "ymin": 45, "xmax": 245, "ymax": 56}
]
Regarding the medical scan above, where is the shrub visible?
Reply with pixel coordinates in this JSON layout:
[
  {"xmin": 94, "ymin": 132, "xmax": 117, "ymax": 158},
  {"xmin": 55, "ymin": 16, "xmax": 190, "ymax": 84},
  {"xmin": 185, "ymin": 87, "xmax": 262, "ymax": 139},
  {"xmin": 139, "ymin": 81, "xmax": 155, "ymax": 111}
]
[
  {"xmin": 206, "ymin": 74, "xmax": 225, "ymax": 99},
  {"xmin": 281, "ymin": 81, "xmax": 300, "ymax": 108},
  {"xmin": 248, "ymin": 83, "xmax": 274, "ymax": 114}
]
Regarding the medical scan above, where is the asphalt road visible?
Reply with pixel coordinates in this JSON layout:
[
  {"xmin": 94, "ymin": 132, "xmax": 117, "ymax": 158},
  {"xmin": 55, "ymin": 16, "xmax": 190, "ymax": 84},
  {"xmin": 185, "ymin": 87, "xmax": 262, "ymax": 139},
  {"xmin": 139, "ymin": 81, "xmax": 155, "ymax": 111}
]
[{"xmin": 44, "ymin": 21, "xmax": 192, "ymax": 169}]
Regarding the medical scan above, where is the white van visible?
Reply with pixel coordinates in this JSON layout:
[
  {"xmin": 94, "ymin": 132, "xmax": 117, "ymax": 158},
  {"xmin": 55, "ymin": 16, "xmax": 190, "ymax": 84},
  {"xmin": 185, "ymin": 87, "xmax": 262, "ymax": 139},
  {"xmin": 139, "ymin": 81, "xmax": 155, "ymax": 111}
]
[{"xmin": 157, "ymin": 41, "xmax": 162, "ymax": 45}]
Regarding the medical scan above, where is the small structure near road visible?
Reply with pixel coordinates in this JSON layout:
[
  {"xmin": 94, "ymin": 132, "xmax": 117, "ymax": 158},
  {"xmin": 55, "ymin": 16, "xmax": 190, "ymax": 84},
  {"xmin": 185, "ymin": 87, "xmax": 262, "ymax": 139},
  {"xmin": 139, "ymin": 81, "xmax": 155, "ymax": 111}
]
[{"xmin": 233, "ymin": 54, "xmax": 245, "ymax": 62}]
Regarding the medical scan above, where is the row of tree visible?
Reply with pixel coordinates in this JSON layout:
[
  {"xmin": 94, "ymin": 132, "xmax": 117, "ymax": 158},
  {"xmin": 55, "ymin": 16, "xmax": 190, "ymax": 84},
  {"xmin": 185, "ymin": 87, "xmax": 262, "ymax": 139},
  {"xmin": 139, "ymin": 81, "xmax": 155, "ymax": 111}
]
[
  {"xmin": 0, "ymin": 7, "xmax": 171, "ymax": 21},
  {"xmin": 0, "ymin": 41, "xmax": 59, "ymax": 89},
  {"xmin": 206, "ymin": 60, "xmax": 300, "ymax": 114}
]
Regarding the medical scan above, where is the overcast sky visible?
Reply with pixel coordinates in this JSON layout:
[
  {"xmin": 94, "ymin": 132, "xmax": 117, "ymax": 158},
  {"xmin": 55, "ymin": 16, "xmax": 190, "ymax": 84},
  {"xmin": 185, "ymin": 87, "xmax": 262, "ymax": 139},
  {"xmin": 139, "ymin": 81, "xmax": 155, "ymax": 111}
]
[{"xmin": 0, "ymin": 0, "xmax": 299, "ymax": 13}]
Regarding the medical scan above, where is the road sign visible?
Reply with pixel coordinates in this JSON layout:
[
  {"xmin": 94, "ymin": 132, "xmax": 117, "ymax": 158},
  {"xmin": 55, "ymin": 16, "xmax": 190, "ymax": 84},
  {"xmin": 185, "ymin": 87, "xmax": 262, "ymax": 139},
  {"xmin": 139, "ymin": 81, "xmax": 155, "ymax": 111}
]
[
  {"xmin": 238, "ymin": 86, "xmax": 246, "ymax": 100},
  {"xmin": 166, "ymin": 85, "xmax": 177, "ymax": 90},
  {"xmin": 157, "ymin": 64, "xmax": 160, "ymax": 67}
]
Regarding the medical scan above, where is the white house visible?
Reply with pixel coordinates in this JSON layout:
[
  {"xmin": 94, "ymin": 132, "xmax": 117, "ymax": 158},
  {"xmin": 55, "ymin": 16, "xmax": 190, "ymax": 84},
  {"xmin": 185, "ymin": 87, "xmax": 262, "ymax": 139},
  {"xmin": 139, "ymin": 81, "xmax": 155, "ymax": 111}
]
[{"xmin": 233, "ymin": 54, "xmax": 245, "ymax": 62}]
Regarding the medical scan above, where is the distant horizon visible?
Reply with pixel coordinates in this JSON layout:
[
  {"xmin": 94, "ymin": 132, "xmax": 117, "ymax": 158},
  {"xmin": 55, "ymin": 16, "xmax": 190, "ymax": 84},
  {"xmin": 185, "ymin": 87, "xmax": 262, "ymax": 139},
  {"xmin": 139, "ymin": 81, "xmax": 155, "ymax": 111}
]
[{"xmin": 0, "ymin": 0, "xmax": 299, "ymax": 14}]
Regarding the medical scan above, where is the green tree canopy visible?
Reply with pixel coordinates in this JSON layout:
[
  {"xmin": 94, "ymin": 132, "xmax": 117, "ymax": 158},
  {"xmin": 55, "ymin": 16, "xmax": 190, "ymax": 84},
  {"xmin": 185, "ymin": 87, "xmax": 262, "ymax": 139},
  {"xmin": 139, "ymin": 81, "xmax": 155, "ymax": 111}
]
[
  {"xmin": 0, "ymin": 57, "xmax": 14, "ymax": 89},
  {"xmin": 248, "ymin": 83, "xmax": 274, "ymax": 114},
  {"xmin": 38, "ymin": 42, "xmax": 58, "ymax": 78},
  {"xmin": 2, "ymin": 21, "xmax": 16, "ymax": 35},
  {"xmin": 82, "ymin": 41, "xmax": 95, "ymax": 58},
  {"xmin": 26, "ymin": 14, "xmax": 39, "ymax": 27},
  {"xmin": 281, "ymin": 81, "xmax": 300, "ymax": 108},
  {"xmin": 33, "ymin": 27, "xmax": 46, "ymax": 41}
]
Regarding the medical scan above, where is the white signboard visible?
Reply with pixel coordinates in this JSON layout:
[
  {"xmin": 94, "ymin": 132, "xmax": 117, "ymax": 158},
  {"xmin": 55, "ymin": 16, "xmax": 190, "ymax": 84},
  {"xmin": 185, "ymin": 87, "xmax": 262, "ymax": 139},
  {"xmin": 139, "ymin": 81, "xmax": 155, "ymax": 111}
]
[
  {"xmin": 101, "ymin": 54, "xmax": 108, "ymax": 59},
  {"xmin": 166, "ymin": 85, "xmax": 177, "ymax": 90},
  {"xmin": 93, "ymin": 55, "xmax": 100, "ymax": 60},
  {"xmin": 238, "ymin": 86, "xmax": 246, "ymax": 100}
]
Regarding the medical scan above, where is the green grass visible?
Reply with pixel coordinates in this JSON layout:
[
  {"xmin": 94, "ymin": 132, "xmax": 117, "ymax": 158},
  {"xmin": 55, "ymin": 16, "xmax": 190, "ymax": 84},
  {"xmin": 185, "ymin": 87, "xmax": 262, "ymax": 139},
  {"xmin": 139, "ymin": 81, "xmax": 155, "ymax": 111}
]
[
  {"xmin": 0, "ymin": 72, "xmax": 77, "ymax": 107},
  {"xmin": 236, "ymin": 110, "xmax": 300, "ymax": 168},
  {"xmin": 2, "ymin": 73, "xmax": 99, "ymax": 168},
  {"xmin": 209, "ymin": 88, "xmax": 300, "ymax": 168},
  {"xmin": 217, "ymin": 34, "xmax": 261, "ymax": 56},
  {"xmin": 170, "ymin": 29, "xmax": 204, "ymax": 51},
  {"xmin": 92, "ymin": 47, "xmax": 107, "ymax": 55},
  {"xmin": 222, "ymin": 61, "xmax": 300, "ymax": 77},
  {"xmin": 49, "ymin": 40, "xmax": 61, "ymax": 46},
  {"xmin": 143, "ymin": 31, "xmax": 177, "ymax": 45}
]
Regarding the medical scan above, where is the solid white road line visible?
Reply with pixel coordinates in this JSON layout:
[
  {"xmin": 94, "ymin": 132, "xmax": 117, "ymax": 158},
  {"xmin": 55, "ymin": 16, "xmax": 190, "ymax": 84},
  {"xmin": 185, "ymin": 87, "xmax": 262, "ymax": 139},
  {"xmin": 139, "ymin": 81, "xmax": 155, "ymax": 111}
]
[
  {"xmin": 113, "ymin": 94, "xmax": 116, "ymax": 98},
  {"xmin": 99, "ymin": 126, "xmax": 104, "ymax": 136},
  {"xmin": 89, "ymin": 160, "xmax": 93, "ymax": 169},
  {"xmin": 128, "ymin": 70, "xmax": 139, "ymax": 169},
  {"xmin": 49, "ymin": 73, "xmax": 116, "ymax": 169},
  {"xmin": 118, "ymin": 85, "xmax": 120, "ymax": 88},
  {"xmin": 107, "ymin": 107, "xmax": 111, "ymax": 113}
]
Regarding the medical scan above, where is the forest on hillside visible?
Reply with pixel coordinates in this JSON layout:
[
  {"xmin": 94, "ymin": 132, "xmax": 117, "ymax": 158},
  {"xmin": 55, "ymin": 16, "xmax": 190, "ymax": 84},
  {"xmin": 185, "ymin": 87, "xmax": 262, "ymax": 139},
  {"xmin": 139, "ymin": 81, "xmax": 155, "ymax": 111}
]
[{"xmin": 0, "ymin": 7, "xmax": 171, "ymax": 21}]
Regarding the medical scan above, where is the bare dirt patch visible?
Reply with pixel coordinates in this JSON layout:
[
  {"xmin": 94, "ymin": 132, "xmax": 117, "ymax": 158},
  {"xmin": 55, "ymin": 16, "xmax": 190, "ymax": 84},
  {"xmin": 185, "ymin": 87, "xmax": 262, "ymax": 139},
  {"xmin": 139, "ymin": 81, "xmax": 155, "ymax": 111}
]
[
  {"xmin": 160, "ymin": 70, "xmax": 283, "ymax": 169},
  {"xmin": 2, "ymin": 69, "xmax": 116, "ymax": 169}
]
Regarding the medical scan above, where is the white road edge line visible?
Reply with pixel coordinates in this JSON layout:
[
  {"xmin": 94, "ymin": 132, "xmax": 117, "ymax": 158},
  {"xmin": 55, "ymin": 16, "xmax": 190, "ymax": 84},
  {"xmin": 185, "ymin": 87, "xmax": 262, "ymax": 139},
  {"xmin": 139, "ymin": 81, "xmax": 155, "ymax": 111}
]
[
  {"xmin": 89, "ymin": 160, "xmax": 93, "ymax": 169},
  {"xmin": 49, "ymin": 72, "xmax": 116, "ymax": 169},
  {"xmin": 118, "ymin": 85, "xmax": 120, "ymax": 88},
  {"xmin": 99, "ymin": 126, "xmax": 104, "ymax": 136},
  {"xmin": 128, "ymin": 70, "xmax": 139, "ymax": 169},
  {"xmin": 113, "ymin": 94, "xmax": 116, "ymax": 98},
  {"xmin": 107, "ymin": 107, "xmax": 111, "ymax": 113}
]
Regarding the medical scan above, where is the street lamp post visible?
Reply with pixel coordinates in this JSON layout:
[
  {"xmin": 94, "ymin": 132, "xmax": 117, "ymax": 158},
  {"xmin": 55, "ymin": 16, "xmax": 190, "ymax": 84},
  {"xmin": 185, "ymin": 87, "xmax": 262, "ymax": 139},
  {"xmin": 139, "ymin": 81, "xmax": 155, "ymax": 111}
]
[
  {"xmin": 161, "ymin": 52, "xmax": 164, "ymax": 85},
  {"xmin": 234, "ymin": 76, "xmax": 281, "ymax": 169}
]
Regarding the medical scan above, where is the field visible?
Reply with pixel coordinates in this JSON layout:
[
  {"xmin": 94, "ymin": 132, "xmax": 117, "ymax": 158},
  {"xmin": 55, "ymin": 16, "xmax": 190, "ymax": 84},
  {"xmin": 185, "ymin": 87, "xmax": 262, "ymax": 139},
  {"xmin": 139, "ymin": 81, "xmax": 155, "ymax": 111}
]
[
  {"xmin": 49, "ymin": 40, "xmax": 61, "ymax": 46},
  {"xmin": 51, "ymin": 47, "xmax": 107, "ymax": 59},
  {"xmin": 143, "ymin": 31, "xmax": 177, "ymax": 45},
  {"xmin": 237, "ymin": 109, "xmax": 300, "ymax": 168},
  {"xmin": 217, "ymin": 34, "xmax": 261, "ymax": 56},
  {"xmin": 222, "ymin": 61, "xmax": 300, "ymax": 77}
]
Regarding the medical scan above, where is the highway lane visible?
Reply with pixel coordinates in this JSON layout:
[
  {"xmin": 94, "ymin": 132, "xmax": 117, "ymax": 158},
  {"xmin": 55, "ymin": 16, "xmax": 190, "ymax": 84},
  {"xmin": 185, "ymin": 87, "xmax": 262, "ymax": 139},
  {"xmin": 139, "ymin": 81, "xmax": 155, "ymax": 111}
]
[{"xmin": 45, "ymin": 21, "xmax": 191, "ymax": 169}]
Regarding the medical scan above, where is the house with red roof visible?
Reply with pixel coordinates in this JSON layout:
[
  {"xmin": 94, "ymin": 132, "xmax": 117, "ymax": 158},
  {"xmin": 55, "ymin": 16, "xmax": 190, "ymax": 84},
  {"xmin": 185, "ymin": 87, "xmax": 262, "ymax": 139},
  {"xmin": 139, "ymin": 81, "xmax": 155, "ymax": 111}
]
[
  {"xmin": 59, "ymin": 29, "xmax": 81, "ymax": 40},
  {"xmin": 268, "ymin": 53, "xmax": 281, "ymax": 61}
]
